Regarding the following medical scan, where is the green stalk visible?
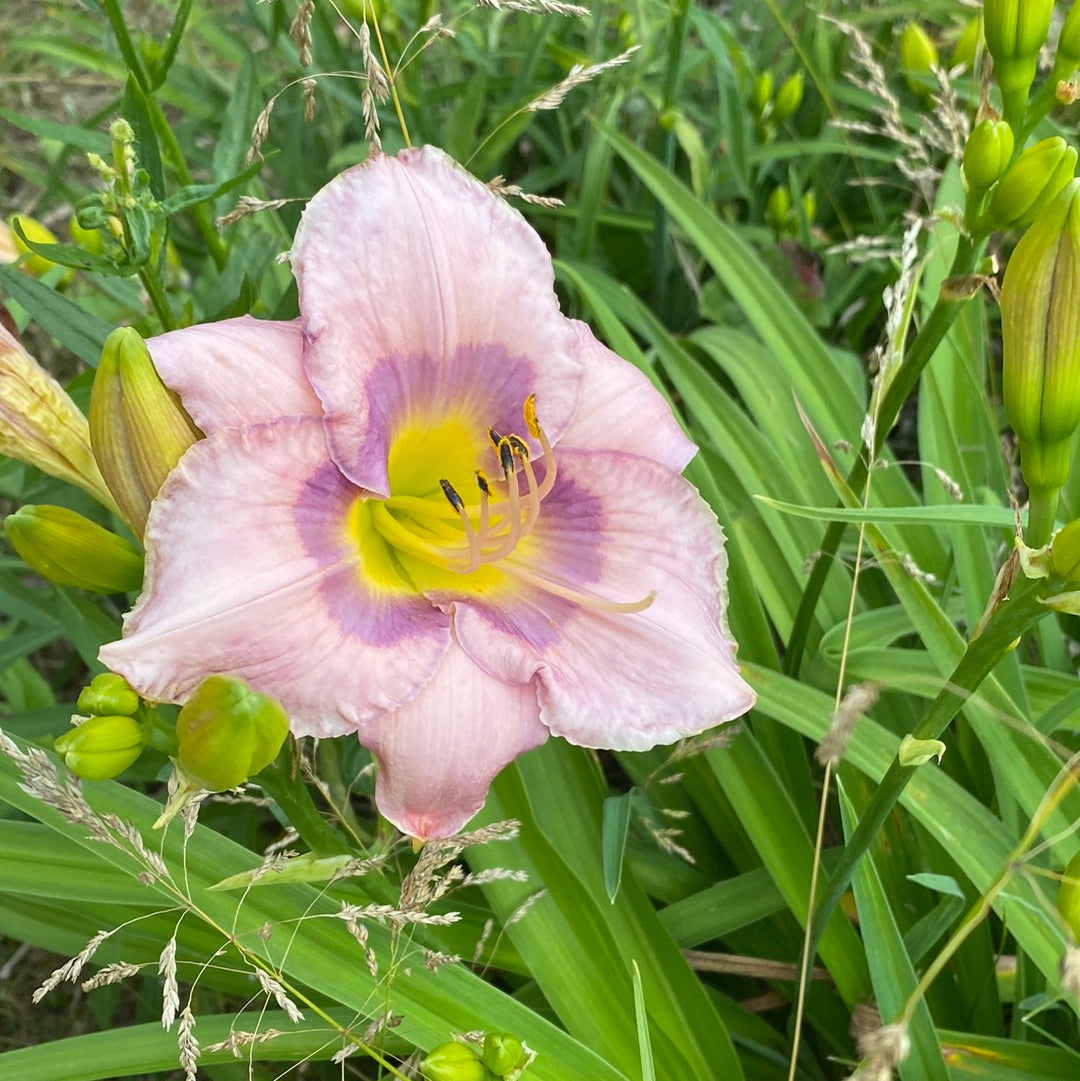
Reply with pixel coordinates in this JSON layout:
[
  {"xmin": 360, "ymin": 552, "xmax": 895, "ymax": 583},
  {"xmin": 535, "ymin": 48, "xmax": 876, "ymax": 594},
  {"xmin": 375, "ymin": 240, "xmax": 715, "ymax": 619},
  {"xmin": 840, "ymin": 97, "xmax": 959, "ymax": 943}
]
[
  {"xmin": 258, "ymin": 759, "xmax": 352, "ymax": 857},
  {"xmin": 798, "ymin": 576, "xmax": 1049, "ymax": 996},
  {"xmin": 783, "ymin": 234, "xmax": 985, "ymax": 676},
  {"xmin": 1025, "ymin": 485, "xmax": 1059, "ymax": 549}
]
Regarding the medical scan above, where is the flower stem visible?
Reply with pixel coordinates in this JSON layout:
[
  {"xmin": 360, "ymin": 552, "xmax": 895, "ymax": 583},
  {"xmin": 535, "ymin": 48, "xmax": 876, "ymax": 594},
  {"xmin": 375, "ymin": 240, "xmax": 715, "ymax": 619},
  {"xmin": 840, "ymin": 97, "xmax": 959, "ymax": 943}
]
[
  {"xmin": 796, "ymin": 577, "xmax": 1049, "ymax": 1000},
  {"xmin": 1025, "ymin": 485, "xmax": 1059, "ymax": 549},
  {"xmin": 258, "ymin": 758, "xmax": 352, "ymax": 857},
  {"xmin": 784, "ymin": 234, "xmax": 984, "ymax": 676}
]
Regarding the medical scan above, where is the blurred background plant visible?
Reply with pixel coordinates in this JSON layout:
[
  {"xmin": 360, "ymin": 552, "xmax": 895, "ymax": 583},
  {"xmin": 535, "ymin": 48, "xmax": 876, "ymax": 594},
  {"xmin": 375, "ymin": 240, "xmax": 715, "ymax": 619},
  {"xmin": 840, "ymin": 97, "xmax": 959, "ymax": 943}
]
[{"xmin": 3, "ymin": 1, "xmax": 1080, "ymax": 1080}]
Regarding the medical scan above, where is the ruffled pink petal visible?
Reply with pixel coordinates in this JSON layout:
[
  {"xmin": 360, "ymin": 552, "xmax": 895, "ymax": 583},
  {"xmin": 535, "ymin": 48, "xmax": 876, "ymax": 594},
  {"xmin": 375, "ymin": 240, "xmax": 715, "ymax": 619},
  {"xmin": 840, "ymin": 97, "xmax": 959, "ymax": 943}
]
[
  {"xmin": 445, "ymin": 449, "xmax": 756, "ymax": 749},
  {"xmin": 292, "ymin": 145, "xmax": 583, "ymax": 495},
  {"xmin": 560, "ymin": 322, "xmax": 696, "ymax": 471},
  {"xmin": 100, "ymin": 417, "xmax": 449, "ymax": 737},
  {"xmin": 365, "ymin": 642, "xmax": 546, "ymax": 840},
  {"xmin": 147, "ymin": 316, "xmax": 321, "ymax": 433}
]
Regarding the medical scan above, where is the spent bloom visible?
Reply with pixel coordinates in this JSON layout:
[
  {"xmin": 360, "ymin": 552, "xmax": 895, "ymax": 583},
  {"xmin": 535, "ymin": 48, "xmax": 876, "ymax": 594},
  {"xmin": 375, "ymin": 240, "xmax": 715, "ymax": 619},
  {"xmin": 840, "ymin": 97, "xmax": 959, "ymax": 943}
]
[{"xmin": 100, "ymin": 147, "xmax": 754, "ymax": 839}]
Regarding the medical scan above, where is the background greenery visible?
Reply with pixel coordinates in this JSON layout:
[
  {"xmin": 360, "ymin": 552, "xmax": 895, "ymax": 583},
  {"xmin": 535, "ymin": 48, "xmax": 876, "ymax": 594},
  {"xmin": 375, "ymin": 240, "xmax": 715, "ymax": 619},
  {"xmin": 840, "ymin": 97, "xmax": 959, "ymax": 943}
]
[{"xmin": 1, "ymin": 1, "xmax": 1079, "ymax": 1079}]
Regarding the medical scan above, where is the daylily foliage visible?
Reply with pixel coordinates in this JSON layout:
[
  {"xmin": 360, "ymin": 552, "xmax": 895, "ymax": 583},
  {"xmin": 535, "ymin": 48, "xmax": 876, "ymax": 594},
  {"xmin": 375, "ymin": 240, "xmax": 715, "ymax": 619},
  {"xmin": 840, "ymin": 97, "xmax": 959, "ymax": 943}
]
[{"xmin": 100, "ymin": 147, "xmax": 754, "ymax": 838}]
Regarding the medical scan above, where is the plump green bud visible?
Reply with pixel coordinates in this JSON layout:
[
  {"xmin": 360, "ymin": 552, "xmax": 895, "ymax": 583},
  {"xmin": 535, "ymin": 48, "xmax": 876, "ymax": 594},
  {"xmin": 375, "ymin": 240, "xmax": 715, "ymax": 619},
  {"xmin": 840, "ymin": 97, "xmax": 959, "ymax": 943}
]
[
  {"xmin": 90, "ymin": 327, "xmax": 202, "ymax": 538},
  {"xmin": 1050, "ymin": 520, "xmax": 1080, "ymax": 581},
  {"xmin": 1001, "ymin": 180, "xmax": 1080, "ymax": 499},
  {"xmin": 749, "ymin": 71, "xmax": 773, "ymax": 118},
  {"xmin": 772, "ymin": 72, "xmax": 804, "ymax": 122},
  {"xmin": 77, "ymin": 673, "xmax": 140, "ymax": 717},
  {"xmin": 176, "ymin": 676, "xmax": 289, "ymax": 791},
  {"xmin": 962, "ymin": 119, "xmax": 1015, "ymax": 192},
  {"xmin": 899, "ymin": 23, "xmax": 938, "ymax": 103},
  {"xmin": 54, "ymin": 714, "xmax": 146, "ymax": 781},
  {"xmin": 989, "ymin": 137, "xmax": 1077, "ymax": 229},
  {"xmin": 984, "ymin": 0, "xmax": 1055, "ymax": 123},
  {"xmin": 419, "ymin": 1041, "xmax": 495, "ymax": 1081},
  {"xmin": 951, "ymin": 17, "xmax": 982, "ymax": 72},
  {"xmin": 5, "ymin": 505, "xmax": 143, "ymax": 593},
  {"xmin": 765, "ymin": 185, "xmax": 793, "ymax": 234},
  {"xmin": 481, "ymin": 1033, "xmax": 524, "ymax": 1075},
  {"xmin": 1058, "ymin": 850, "xmax": 1080, "ymax": 936},
  {"xmin": 802, "ymin": 189, "xmax": 817, "ymax": 225}
]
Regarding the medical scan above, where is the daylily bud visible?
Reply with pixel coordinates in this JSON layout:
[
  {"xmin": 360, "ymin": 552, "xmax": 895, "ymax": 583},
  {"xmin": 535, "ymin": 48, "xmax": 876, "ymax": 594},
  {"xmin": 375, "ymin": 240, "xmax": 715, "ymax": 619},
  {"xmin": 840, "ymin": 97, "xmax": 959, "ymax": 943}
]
[
  {"xmin": 988, "ymin": 137, "xmax": 1077, "ymax": 229},
  {"xmin": 1058, "ymin": 4, "xmax": 1080, "ymax": 78},
  {"xmin": 481, "ymin": 1033, "xmax": 524, "ymax": 1075},
  {"xmin": 77, "ymin": 672, "xmax": 140, "ymax": 717},
  {"xmin": 983, "ymin": 0, "xmax": 1054, "ymax": 123},
  {"xmin": 89, "ymin": 327, "xmax": 201, "ymax": 538},
  {"xmin": 419, "ymin": 1042, "xmax": 495, "ymax": 1081},
  {"xmin": 175, "ymin": 675, "xmax": 289, "ymax": 791},
  {"xmin": 765, "ymin": 185, "xmax": 793, "ymax": 234},
  {"xmin": 9, "ymin": 215, "xmax": 68, "ymax": 280},
  {"xmin": 54, "ymin": 714, "xmax": 146, "ymax": 781},
  {"xmin": 750, "ymin": 71, "xmax": 773, "ymax": 118},
  {"xmin": 962, "ymin": 119, "xmax": 1015, "ymax": 193},
  {"xmin": 0, "ymin": 323, "xmax": 118, "ymax": 510},
  {"xmin": 802, "ymin": 189, "xmax": 817, "ymax": 225},
  {"xmin": 1001, "ymin": 180, "xmax": 1080, "ymax": 515},
  {"xmin": 772, "ymin": 72, "xmax": 804, "ymax": 122},
  {"xmin": 951, "ymin": 17, "xmax": 982, "ymax": 72},
  {"xmin": 5, "ymin": 504, "xmax": 143, "ymax": 593},
  {"xmin": 1058, "ymin": 850, "xmax": 1080, "ymax": 937},
  {"xmin": 899, "ymin": 23, "xmax": 938, "ymax": 102}
]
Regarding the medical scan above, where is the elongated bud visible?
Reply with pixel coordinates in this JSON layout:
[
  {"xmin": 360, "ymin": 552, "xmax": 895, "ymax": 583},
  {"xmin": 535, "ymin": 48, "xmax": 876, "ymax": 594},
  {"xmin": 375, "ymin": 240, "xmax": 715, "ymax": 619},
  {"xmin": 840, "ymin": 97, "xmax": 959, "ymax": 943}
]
[
  {"xmin": 90, "ymin": 327, "xmax": 201, "ymax": 538},
  {"xmin": 77, "ymin": 672, "xmax": 140, "ymax": 717},
  {"xmin": 481, "ymin": 1033, "xmax": 525, "ymax": 1076},
  {"xmin": 899, "ymin": 23, "xmax": 938, "ymax": 103},
  {"xmin": 1002, "ymin": 181, "xmax": 1080, "ymax": 529},
  {"xmin": 0, "ymin": 323, "xmax": 118, "ymax": 511},
  {"xmin": 5, "ymin": 505, "xmax": 143, "ymax": 593},
  {"xmin": 989, "ymin": 137, "xmax": 1077, "ymax": 229},
  {"xmin": 750, "ymin": 71, "xmax": 773, "ymax": 118},
  {"xmin": 54, "ymin": 714, "xmax": 146, "ymax": 781},
  {"xmin": 962, "ymin": 119, "xmax": 1014, "ymax": 193},
  {"xmin": 419, "ymin": 1042, "xmax": 495, "ymax": 1081},
  {"xmin": 772, "ymin": 72, "xmax": 804, "ymax": 123},
  {"xmin": 1058, "ymin": 4, "xmax": 1080, "ymax": 79},
  {"xmin": 175, "ymin": 676, "xmax": 289, "ymax": 791},
  {"xmin": 984, "ymin": 0, "xmax": 1054, "ymax": 123},
  {"xmin": 765, "ymin": 185, "xmax": 793, "ymax": 234},
  {"xmin": 951, "ymin": 17, "xmax": 982, "ymax": 73}
]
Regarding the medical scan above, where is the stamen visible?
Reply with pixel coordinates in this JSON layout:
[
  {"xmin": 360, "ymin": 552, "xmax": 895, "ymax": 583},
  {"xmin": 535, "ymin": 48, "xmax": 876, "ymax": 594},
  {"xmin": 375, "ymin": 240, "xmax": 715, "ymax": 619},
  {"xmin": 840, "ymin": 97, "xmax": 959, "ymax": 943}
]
[
  {"xmin": 487, "ymin": 427, "xmax": 503, "ymax": 450},
  {"xmin": 507, "ymin": 434, "xmax": 529, "ymax": 459},
  {"xmin": 440, "ymin": 478, "xmax": 480, "ymax": 572},
  {"xmin": 498, "ymin": 439, "xmax": 515, "ymax": 477},
  {"xmin": 501, "ymin": 560, "xmax": 656, "ymax": 614},
  {"xmin": 523, "ymin": 394, "xmax": 540, "ymax": 439},
  {"xmin": 439, "ymin": 478, "xmax": 464, "ymax": 512}
]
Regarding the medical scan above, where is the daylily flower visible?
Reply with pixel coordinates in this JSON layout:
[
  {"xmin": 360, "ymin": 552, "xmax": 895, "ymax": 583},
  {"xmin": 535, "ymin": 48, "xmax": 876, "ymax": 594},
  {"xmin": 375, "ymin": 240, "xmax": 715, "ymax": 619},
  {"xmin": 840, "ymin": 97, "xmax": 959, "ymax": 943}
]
[{"xmin": 100, "ymin": 146, "xmax": 755, "ymax": 839}]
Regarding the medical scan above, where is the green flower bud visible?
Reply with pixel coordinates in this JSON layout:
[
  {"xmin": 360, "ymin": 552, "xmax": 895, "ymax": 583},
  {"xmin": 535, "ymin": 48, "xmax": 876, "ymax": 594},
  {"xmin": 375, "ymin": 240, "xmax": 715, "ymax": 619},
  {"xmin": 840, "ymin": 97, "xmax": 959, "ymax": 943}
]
[
  {"xmin": 1001, "ymin": 180, "xmax": 1080, "ymax": 501},
  {"xmin": 1058, "ymin": 850, "xmax": 1080, "ymax": 936},
  {"xmin": 899, "ymin": 23, "xmax": 938, "ymax": 103},
  {"xmin": 962, "ymin": 119, "xmax": 1015, "ymax": 193},
  {"xmin": 90, "ymin": 327, "xmax": 202, "ymax": 538},
  {"xmin": 1058, "ymin": 4, "xmax": 1080, "ymax": 77},
  {"xmin": 1050, "ymin": 520, "xmax": 1080, "ymax": 581},
  {"xmin": 77, "ymin": 673, "xmax": 140, "ymax": 717},
  {"xmin": 481, "ymin": 1033, "xmax": 524, "ymax": 1075},
  {"xmin": 54, "ymin": 714, "xmax": 146, "ymax": 781},
  {"xmin": 984, "ymin": 0, "xmax": 1054, "ymax": 123},
  {"xmin": 0, "ymin": 324, "xmax": 118, "ymax": 511},
  {"xmin": 419, "ymin": 1042, "xmax": 495, "ymax": 1081},
  {"xmin": 989, "ymin": 137, "xmax": 1077, "ymax": 230},
  {"xmin": 176, "ymin": 675, "xmax": 289, "ymax": 791},
  {"xmin": 765, "ymin": 185, "xmax": 793, "ymax": 235},
  {"xmin": 772, "ymin": 72, "xmax": 804, "ymax": 123},
  {"xmin": 749, "ymin": 71, "xmax": 773, "ymax": 118},
  {"xmin": 5, "ymin": 504, "xmax": 143, "ymax": 593},
  {"xmin": 8, "ymin": 216, "xmax": 70, "ymax": 281},
  {"xmin": 951, "ymin": 17, "xmax": 982, "ymax": 73},
  {"xmin": 802, "ymin": 189, "xmax": 817, "ymax": 225}
]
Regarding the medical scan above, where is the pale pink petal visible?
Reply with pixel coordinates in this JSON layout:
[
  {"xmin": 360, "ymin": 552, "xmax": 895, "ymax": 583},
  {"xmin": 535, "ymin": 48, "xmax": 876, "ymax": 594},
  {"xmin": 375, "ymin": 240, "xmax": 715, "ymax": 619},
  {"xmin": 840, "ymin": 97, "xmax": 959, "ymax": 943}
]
[
  {"xmin": 560, "ymin": 322, "xmax": 696, "ymax": 471},
  {"xmin": 444, "ymin": 449, "xmax": 755, "ymax": 749},
  {"xmin": 292, "ymin": 146, "xmax": 583, "ymax": 495},
  {"xmin": 100, "ymin": 417, "xmax": 449, "ymax": 736},
  {"xmin": 365, "ymin": 642, "xmax": 546, "ymax": 840},
  {"xmin": 147, "ymin": 316, "xmax": 321, "ymax": 433}
]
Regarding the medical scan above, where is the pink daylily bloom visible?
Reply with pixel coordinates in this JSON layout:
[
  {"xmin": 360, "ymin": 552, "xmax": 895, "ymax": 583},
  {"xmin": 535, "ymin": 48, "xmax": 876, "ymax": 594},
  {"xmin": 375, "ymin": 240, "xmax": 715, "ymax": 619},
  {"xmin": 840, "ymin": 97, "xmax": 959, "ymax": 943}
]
[{"xmin": 100, "ymin": 146, "xmax": 755, "ymax": 840}]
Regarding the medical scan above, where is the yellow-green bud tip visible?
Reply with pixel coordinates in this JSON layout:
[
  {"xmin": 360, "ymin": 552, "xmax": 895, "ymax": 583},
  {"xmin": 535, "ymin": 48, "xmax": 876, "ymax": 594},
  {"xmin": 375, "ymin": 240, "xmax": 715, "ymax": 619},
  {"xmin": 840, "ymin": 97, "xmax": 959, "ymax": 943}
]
[
  {"xmin": 481, "ymin": 1033, "xmax": 525, "ymax": 1076},
  {"xmin": 989, "ymin": 137, "xmax": 1078, "ymax": 231},
  {"xmin": 962, "ymin": 119, "xmax": 1014, "ymax": 193},
  {"xmin": 176, "ymin": 676, "xmax": 289, "ymax": 791},
  {"xmin": 78, "ymin": 672, "xmax": 140, "ymax": 717},
  {"xmin": 419, "ymin": 1042, "xmax": 496, "ymax": 1081},
  {"xmin": 54, "ymin": 714, "xmax": 146, "ymax": 781},
  {"xmin": 5, "ymin": 505, "xmax": 143, "ymax": 594}
]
